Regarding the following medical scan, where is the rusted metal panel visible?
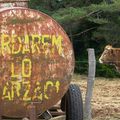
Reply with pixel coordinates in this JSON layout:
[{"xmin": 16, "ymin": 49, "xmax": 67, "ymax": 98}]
[
  {"xmin": 0, "ymin": 2, "xmax": 28, "ymax": 8},
  {"xmin": 0, "ymin": 0, "xmax": 29, "ymax": 8},
  {"xmin": 0, "ymin": 8, "xmax": 74, "ymax": 117},
  {"xmin": 0, "ymin": 0, "xmax": 29, "ymax": 2}
]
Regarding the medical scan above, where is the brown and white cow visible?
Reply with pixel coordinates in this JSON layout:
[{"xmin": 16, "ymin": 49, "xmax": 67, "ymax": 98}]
[{"xmin": 99, "ymin": 45, "xmax": 120, "ymax": 72}]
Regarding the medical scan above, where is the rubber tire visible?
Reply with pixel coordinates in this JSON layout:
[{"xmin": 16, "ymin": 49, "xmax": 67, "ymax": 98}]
[{"xmin": 61, "ymin": 84, "xmax": 83, "ymax": 120}]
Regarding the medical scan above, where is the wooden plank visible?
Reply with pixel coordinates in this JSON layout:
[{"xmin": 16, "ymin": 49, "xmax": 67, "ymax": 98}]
[
  {"xmin": 50, "ymin": 111, "xmax": 65, "ymax": 116},
  {"xmin": 50, "ymin": 115, "xmax": 65, "ymax": 120},
  {"xmin": 2, "ymin": 115, "xmax": 66, "ymax": 120}
]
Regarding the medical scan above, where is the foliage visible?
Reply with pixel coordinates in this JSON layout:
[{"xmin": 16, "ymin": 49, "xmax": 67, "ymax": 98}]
[
  {"xmin": 96, "ymin": 63, "xmax": 120, "ymax": 78},
  {"xmin": 51, "ymin": 0, "xmax": 120, "ymax": 46}
]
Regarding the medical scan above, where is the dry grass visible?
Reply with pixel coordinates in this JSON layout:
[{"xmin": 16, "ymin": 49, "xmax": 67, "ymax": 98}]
[{"xmin": 72, "ymin": 74, "xmax": 120, "ymax": 120}]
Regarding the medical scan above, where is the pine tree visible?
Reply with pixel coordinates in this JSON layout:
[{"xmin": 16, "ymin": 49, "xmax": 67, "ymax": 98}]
[{"xmin": 52, "ymin": 0, "xmax": 120, "ymax": 46}]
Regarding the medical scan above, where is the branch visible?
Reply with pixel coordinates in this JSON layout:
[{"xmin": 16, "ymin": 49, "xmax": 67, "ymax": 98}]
[
  {"xmin": 79, "ymin": 10, "xmax": 102, "ymax": 20},
  {"xmin": 69, "ymin": 27, "xmax": 97, "ymax": 37}
]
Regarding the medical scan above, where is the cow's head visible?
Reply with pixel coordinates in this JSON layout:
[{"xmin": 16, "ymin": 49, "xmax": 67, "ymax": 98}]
[{"xmin": 99, "ymin": 45, "xmax": 115, "ymax": 65}]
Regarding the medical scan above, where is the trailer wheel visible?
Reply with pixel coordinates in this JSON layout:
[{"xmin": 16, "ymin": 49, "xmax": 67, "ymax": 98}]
[{"xmin": 61, "ymin": 84, "xmax": 83, "ymax": 120}]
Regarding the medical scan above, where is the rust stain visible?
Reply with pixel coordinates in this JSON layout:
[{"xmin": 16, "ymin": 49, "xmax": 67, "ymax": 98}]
[
  {"xmin": 0, "ymin": 0, "xmax": 29, "ymax": 8},
  {"xmin": 0, "ymin": 1, "xmax": 74, "ymax": 118},
  {"xmin": 6, "ymin": 17, "xmax": 44, "ymax": 25},
  {"xmin": 0, "ymin": 0, "xmax": 29, "ymax": 1}
]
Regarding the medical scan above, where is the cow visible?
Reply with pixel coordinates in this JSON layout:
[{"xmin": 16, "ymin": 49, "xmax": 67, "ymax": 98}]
[{"xmin": 99, "ymin": 45, "xmax": 120, "ymax": 72}]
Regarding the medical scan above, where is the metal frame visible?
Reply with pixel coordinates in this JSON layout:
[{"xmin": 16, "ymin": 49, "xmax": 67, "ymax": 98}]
[{"xmin": 0, "ymin": 0, "xmax": 29, "ymax": 3}]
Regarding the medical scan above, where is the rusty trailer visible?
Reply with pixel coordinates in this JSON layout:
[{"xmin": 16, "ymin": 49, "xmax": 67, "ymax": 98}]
[{"xmin": 0, "ymin": 0, "xmax": 83, "ymax": 120}]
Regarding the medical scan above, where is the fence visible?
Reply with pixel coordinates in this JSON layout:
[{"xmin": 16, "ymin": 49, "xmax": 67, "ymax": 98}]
[{"xmin": 84, "ymin": 49, "xmax": 96, "ymax": 120}]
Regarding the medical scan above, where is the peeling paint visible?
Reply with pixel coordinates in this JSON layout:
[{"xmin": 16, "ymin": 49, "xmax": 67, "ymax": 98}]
[{"xmin": 0, "ymin": 4, "xmax": 74, "ymax": 118}]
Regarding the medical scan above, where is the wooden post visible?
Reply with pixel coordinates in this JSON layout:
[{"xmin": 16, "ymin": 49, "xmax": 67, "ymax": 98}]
[
  {"xmin": 84, "ymin": 49, "xmax": 96, "ymax": 120},
  {"xmin": 28, "ymin": 103, "xmax": 37, "ymax": 120},
  {"xmin": 0, "ymin": 101, "xmax": 3, "ymax": 120}
]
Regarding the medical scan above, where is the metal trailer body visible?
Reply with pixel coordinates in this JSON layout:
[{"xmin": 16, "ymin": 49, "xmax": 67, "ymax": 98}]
[{"xmin": 0, "ymin": 0, "xmax": 74, "ymax": 118}]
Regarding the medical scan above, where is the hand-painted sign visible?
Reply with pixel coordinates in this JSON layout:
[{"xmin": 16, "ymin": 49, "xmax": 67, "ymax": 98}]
[
  {"xmin": 0, "ymin": 8, "xmax": 74, "ymax": 117},
  {"xmin": 0, "ymin": 34, "xmax": 63, "ymax": 56},
  {"xmin": 1, "ymin": 33, "xmax": 62, "ymax": 101}
]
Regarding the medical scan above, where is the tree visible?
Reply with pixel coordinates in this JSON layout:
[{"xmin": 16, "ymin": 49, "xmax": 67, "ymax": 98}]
[{"xmin": 52, "ymin": 0, "xmax": 120, "ymax": 46}]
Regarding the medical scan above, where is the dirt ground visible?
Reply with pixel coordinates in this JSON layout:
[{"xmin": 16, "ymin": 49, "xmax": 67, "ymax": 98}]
[{"xmin": 72, "ymin": 74, "xmax": 120, "ymax": 120}]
